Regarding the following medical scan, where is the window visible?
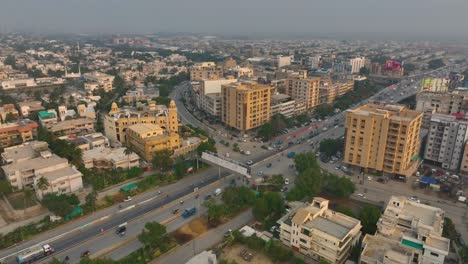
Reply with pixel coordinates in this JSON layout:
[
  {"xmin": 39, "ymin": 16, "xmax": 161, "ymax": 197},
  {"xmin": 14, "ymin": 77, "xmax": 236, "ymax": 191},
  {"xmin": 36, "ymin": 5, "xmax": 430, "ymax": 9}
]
[{"xmin": 430, "ymin": 252, "xmax": 439, "ymax": 257}]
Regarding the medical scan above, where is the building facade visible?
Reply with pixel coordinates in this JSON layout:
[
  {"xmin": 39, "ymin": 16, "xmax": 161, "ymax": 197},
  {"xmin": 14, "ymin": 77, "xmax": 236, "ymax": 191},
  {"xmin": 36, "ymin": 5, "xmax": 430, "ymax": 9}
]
[
  {"xmin": 221, "ymin": 82, "xmax": 271, "ymax": 131},
  {"xmin": 350, "ymin": 57, "xmax": 366, "ymax": 74},
  {"xmin": 285, "ymin": 72, "xmax": 320, "ymax": 110},
  {"xmin": 104, "ymin": 101, "xmax": 178, "ymax": 144},
  {"xmin": 360, "ymin": 196, "xmax": 450, "ymax": 264},
  {"xmin": 270, "ymin": 93, "xmax": 296, "ymax": 118},
  {"xmin": 126, "ymin": 123, "xmax": 181, "ymax": 161},
  {"xmin": 424, "ymin": 114, "xmax": 468, "ymax": 171},
  {"xmin": 82, "ymin": 147, "xmax": 140, "ymax": 170},
  {"xmin": 1, "ymin": 141, "xmax": 83, "ymax": 199},
  {"xmin": 49, "ymin": 118, "xmax": 95, "ymax": 136},
  {"xmin": 278, "ymin": 198, "xmax": 362, "ymax": 264},
  {"xmin": 0, "ymin": 119, "xmax": 38, "ymax": 148},
  {"xmin": 189, "ymin": 62, "xmax": 224, "ymax": 81},
  {"xmin": 415, "ymin": 90, "xmax": 468, "ymax": 128},
  {"xmin": 344, "ymin": 103, "xmax": 422, "ymax": 177},
  {"xmin": 83, "ymin": 72, "xmax": 115, "ymax": 92}
]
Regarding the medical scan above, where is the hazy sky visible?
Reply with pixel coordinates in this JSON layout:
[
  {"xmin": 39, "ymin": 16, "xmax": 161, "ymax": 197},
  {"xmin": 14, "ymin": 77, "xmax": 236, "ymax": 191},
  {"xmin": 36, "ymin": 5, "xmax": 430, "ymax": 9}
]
[{"xmin": 1, "ymin": 0, "xmax": 467, "ymax": 39}]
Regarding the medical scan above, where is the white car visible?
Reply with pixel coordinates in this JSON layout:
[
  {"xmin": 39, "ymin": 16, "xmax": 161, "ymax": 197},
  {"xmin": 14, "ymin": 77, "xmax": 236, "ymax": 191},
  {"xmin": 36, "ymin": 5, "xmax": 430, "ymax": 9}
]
[
  {"xmin": 123, "ymin": 196, "xmax": 132, "ymax": 202},
  {"xmin": 367, "ymin": 176, "xmax": 372, "ymax": 181},
  {"xmin": 246, "ymin": 160, "xmax": 253, "ymax": 165},
  {"xmin": 284, "ymin": 178, "xmax": 290, "ymax": 185}
]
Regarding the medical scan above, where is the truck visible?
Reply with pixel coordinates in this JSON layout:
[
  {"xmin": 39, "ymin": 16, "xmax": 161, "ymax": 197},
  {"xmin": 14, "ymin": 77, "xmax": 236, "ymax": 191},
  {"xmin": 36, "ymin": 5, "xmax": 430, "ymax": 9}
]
[
  {"xmin": 16, "ymin": 244, "xmax": 54, "ymax": 264},
  {"xmin": 287, "ymin": 152, "xmax": 296, "ymax": 158},
  {"xmin": 182, "ymin": 207, "xmax": 197, "ymax": 218}
]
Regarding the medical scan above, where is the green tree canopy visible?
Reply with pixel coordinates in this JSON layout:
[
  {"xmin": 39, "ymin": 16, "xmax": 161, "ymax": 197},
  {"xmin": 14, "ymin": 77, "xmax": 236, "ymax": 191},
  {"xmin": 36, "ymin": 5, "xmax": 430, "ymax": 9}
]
[
  {"xmin": 42, "ymin": 193, "xmax": 79, "ymax": 217},
  {"xmin": 138, "ymin": 221, "xmax": 169, "ymax": 251},
  {"xmin": 359, "ymin": 205, "xmax": 381, "ymax": 234},
  {"xmin": 196, "ymin": 139, "xmax": 217, "ymax": 156},
  {"xmin": 319, "ymin": 138, "xmax": 343, "ymax": 158},
  {"xmin": 151, "ymin": 149, "xmax": 174, "ymax": 172}
]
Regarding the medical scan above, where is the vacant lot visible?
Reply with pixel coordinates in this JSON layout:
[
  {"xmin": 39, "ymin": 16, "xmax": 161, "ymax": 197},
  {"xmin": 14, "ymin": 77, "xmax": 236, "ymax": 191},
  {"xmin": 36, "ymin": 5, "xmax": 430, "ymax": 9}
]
[
  {"xmin": 172, "ymin": 217, "xmax": 209, "ymax": 244},
  {"xmin": 221, "ymin": 244, "xmax": 273, "ymax": 264},
  {"xmin": 7, "ymin": 192, "xmax": 37, "ymax": 210}
]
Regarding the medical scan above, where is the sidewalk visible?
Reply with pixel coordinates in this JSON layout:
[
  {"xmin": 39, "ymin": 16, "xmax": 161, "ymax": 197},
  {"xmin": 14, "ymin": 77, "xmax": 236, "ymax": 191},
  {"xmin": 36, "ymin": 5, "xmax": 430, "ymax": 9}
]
[{"xmin": 153, "ymin": 209, "xmax": 253, "ymax": 264}]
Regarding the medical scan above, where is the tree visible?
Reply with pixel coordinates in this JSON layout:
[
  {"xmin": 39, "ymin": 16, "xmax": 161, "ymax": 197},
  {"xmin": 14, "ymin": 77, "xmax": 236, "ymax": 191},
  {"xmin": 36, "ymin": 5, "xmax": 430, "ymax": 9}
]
[
  {"xmin": 253, "ymin": 192, "xmax": 285, "ymax": 228},
  {"xmin": 151, "ymin": 149, "xmax": 174, "ymax": 172},
  {"xmin": 0, "ymin": 180, "xmax": 13, "ymax": 195},
  {"xmin": 314, "ymin": 104, "xmax": 334, "ymax": 119},
  {"xmin": 4, "ymin": 55, "xmax": 16, "ymax": 68},
  {"xmin": 123, "ymin": 147, "xmax": 134, "ymax": 168},
  {"xmin": 428, "ymin": 59, "xmax": 445, "ymax": 70},
  {"xmin": 42, "ymin": 193, "xmax": 79, "ymax": 217},
  {"xmin": 36, "ymin": 177, "xmax": 50, "ymax": 197},
  {"xmin": 319, "ymin": 138, "xmax": 343, "ymax": 158},
  {"xmin": 221, "ymin": 186, "xmax": 255, "ymax": 212},
  {"xmin": 153, "ymin": 96, "xmax": 171, "ymax": 107},
  {"xmin": 204, "ymin": 199, "xmax": 226, "ymax": 224},
  {"xmin": 138, "ymin": 221, "xmax": 168, "ymax": 251},
  {"xmin": 196, "ymin": 140, "xmax": 217, "ymax": 156},
  {"xmin": 258, "ymin": 122, "xmax": 274, "ymax": 140},
  {"xmin": 335, "ymin": 205, "xmax": 355, "ymax": 218},
  {"xmin": 4, "ymin": 112, "xmax": 17, "ymax": 123},
  {"xmin": 459, "ymin": 246, "xmax": 468, "ymax": 264},
  {"xmin": 85, "ymin": 191, "xmax": 98, "ymax": 211},
  {"xmin": 359, "ymin": 205, "xmax": 381, "ymax": 234}
]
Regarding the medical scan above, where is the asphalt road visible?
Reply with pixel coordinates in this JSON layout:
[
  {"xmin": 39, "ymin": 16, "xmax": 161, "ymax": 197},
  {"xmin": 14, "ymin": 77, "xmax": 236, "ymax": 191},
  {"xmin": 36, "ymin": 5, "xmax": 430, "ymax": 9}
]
[{"xmin": 0, "ymin": 64, "xmax": 464, "ymax": 264}]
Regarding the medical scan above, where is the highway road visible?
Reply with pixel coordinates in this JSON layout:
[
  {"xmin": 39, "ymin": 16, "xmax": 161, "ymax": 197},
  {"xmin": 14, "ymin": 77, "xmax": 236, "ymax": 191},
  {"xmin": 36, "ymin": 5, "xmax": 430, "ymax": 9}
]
[{"xmin": 0, "ymin": 64, "xmax": 464, "ymax": 264}]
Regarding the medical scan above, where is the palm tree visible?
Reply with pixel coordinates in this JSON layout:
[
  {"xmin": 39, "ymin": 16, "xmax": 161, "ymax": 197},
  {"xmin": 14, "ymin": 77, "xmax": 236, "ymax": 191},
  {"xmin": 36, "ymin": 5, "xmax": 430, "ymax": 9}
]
[
  {"xmin": 123, "ymin": 146, "xmax": 134, "ymax": 170},
  {"xmin": 37, "ymin": 177, "xmax": 50, "ymax": 199}
]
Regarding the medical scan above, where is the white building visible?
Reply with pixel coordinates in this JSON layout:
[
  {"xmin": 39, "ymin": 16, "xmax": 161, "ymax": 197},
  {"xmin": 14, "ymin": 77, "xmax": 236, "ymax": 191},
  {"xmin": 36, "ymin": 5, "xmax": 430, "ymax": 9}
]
[
  {"xmin": 270, "ymin": 93, "xmax": 296, "ymax": 118},
  {"xmin": 82, "ymin": 147, "xmax": 140, "ymax": 170},
  {"xmin": 83, "ymin": 72, "xmax": 115, "ymax": 92},
  {"xmin": 350, "ymin": 57, "xmax": 366, "ymax": 74},
  {"xmin": 277, "ymin": 55, "xmax": 294, "ymax": 68},
  {"xmin": 1, "ymin": 77, "xmax": 64, "ymax": 91},
  {"xmin": 361, "ymin": 196, "xmax": 450, "ymax": 264},
  {"xmin": 278, "ymin": 198, "xmax": 362, "ymax": 264},
  {"xmin": 424, "ymin": 114, "xmax": 468, "ymax": 171},
  {"xmin": 1, "ymin": 141, "xmax": 83, "ymax": 200},
  {"xmin": 196, "ymin": 78, "xmax": 237, "ymax": 116}
]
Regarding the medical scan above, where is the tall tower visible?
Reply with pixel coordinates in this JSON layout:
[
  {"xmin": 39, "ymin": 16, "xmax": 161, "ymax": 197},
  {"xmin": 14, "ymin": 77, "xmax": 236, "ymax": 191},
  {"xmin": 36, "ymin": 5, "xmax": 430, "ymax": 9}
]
[{"xmin": 168, "ymin": 100, "xmax": 178, "ymax": 132}]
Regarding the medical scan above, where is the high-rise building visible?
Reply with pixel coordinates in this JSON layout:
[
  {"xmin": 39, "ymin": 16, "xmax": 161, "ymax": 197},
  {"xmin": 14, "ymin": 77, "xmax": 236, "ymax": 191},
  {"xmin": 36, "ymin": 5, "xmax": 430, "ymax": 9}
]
[
  {"xmin": 278, "ymin": 198, "xmax": 362, "ymax": 264},
  {"xmin": 285, "ymin": 71, "xmax": 320, "ymax": 110},
  {"xmin": 221, "ymin": 82, "xmax": 271, "ymax": 131},
  {"xmin": 424, "ymin": 114, "xmax": 468, "ymax": 171},
  {"xmin": 104, "ymin": 100, "xmax": 178, "ymax": 144},
  {"xmin": 189, "ymin": 62, "xmax": 224, "ymax": 81},
  {"xmin": 344, "ymin": 103, "xmax": 422, "ymax": 177},
  {"xmin": 277, "ymin": 55, "xmax": 294, "ymax": 68},
  {"xmin": 349, "ymin": 57, "xmax": 366, "ymax": 74},
  {"xmin": 360, "ymin": 196, "xmax": 450, "ymax": 264},
  {"xmin": 415, "ymin": 89, "xmax": 468, "ymax": 128}
]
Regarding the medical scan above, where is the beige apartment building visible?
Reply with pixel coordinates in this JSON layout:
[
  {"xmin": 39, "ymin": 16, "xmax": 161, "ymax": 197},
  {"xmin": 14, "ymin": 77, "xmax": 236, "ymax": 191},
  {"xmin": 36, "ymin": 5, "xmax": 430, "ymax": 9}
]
[
  {"xmin": 83, "ymin": 72, "xmax": 115, "ymax": 92},
  {"xmin": 189, "ymin": 62, "xmax": 224, "ymax": 81},
  {"xmin": 49, "ymin": 118, "xmax": 95, "ymax": 136},
  {"xmin": 415, "ymin": 89, "xmax": 468, "ymax": 127},
  {"xmin": 82, "ymin": 147, "xmax": 140, "ymax": 170},
  {"xmin": 104, "ymin": 101, "xmax": 178, "ymax": 144},
  {"xmin": 344, "ymin": 103, "xmax": 422, "ymax": 177},
  {"xmin": 285, "ymin": 72, "xmax": 320, "ymax": 110},
  {"xmin": 278, "ymin": 198, "xmax": 362, "ymax": 264},
  {"xmin": 360, "ymin": 196, "xmax": 450, "ymax": 264},
  {"xmin": 1, "ymin": 141, "xmax": 83, "ymax": 200},
  {"xmin": 221, "ymin": 82, "xmax": 271, "ymax": 131}
]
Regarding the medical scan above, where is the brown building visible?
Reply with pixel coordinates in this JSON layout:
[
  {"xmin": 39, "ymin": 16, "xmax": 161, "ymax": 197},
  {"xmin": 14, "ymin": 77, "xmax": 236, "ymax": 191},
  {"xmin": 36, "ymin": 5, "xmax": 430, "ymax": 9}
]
[
  {"xmin": 285, "ymin": 71, "xmax": 320, "ymax": 110},
  {"xmin": 0, "ymin": 119, "xmax": 38, "ymax": 148},
  {"xmin": 221, "ymin": 82, "xmax": 271, "ymax": 131},
  {"xmin": 0, "ymin": 104, "xmax": 19, "ymax": 123},
  {"xmin": 190, "ymin": 62, "xmax": 224, "ymax": 81},
  {"xmin": 344, "ymin": 103, "xmax": 422, "ymax": 177}
]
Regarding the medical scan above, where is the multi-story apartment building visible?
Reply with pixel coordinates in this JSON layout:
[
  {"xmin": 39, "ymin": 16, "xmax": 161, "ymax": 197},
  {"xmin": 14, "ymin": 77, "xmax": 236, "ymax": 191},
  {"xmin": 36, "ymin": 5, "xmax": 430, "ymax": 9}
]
[
  {"xmin": 1, "ymin": 141, "xmax": 83, "ymax": 199},
  {"xmin": 349, "ymin": 57, "xmax": 366, "ymax": 74},
  {"xmin": 0, "ymin": 119, "xmax": 38, "ymax": 148},
  {"xmin": 18, "ymin": 101, "xmax": 45, "ymax": 117},
  {"xmin": 38, "ymin": 110, "xmax": 58, "ymax": 129},
  {"xmin": 0, "ymin": 104, "xmax": 19, "ymax": 123},
  {"xmin": 82, "ymin": 147, "xmax": 140, "ymax": 170},
  {"xmin": 277, "ymin": 198, "xmax": 362, "ymax": 264},
  {"xmin": 59, "ymin": 132, "xmax": 109, "ymax": 151},
  {"xmin": 270, "ymin": 93, "xmax": 296, "ymax": 118},
  {"xmin": 415, "ymin": 90, "xmax": 468, "ymax": 128},
  {"xmin": 285, "ymin": 71, "xmax": 320, "ymax": 110},
  {"xmin": 277, "ymin": 55, "xmax": 294, "ymax": 68},
  {"xmin": 196, "ymin": 78, "xmax": 237, "ymax": 116},
  {"xmin": 126, "ymin": 123, "xmax": 181, "ymax": 161},
  {"xmin": 221, "ymin": 82, "xmax": 271, "ymax": 131},
  {"xmin": 49, "ymin": 118, "xmax": 95, "ymax": 136},
  {"xmin": 189, "ymin": 62, "xmax": 223, "ymax": 81},
  {"xmin": 83, "ymin": 72, "xmax": 115, "ymax": 92},
  {"xmin": 344, "ymin": 103, "xmax": 422, "ymax": 177},
  {"xmin": 459, "ymin": 143, "xmax": 468, "ymax": 177},
  {"xmin": 104, "ymin": 101, "xmax": 178, "ymax": 144},
  {"xmin": 360, "ymin": 196, "xmax": 450, "ymax": 264},
  {"xmin": 319, "ymin": 81, "xmax": 354, "ymax": 105},
  {"xmin": 424, "ymin": 114, "xmax": 468, "ymax": 171}
]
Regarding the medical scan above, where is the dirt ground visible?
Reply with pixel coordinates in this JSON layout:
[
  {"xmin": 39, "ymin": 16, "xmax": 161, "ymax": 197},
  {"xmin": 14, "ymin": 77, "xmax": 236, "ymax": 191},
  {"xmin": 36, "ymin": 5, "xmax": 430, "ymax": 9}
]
[
  {"xmin": 221, "ymin": 244, "xmax": 273, "ymax": 264},
  {"xmin": 172, "ymin": 217, "xmax": 209, "ymax": 244}
]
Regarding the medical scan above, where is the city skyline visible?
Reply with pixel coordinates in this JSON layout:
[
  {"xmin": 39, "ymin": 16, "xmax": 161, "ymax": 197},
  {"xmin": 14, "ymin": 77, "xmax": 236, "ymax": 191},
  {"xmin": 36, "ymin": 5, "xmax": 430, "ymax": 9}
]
[{"xmin": 0, "ymin": 0, "xmax": 467, "ymax": 40}]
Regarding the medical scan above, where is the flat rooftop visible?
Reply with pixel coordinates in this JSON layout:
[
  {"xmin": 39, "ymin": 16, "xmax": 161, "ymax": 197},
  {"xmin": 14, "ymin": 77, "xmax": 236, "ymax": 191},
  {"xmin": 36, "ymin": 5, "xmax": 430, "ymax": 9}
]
[
  {"xmin": 2, "ymin": 141, "xmax": 48, "ymax": 162},
  {"xmin": 347, "ymin": 103, "xmax": 421, "ymax": 122},
  {"xmin": 362, "ymin": 234, "xmax": 412, "ymax": 264},
  {"xmin": 83, "ymin": 147, "xmax": 139, "ymax": 162},
  {"xmin": 3, "ymin": 154, "xmax": 67, "ymax": 174},
  {"xmin": 41, "ymin": 166, "xmax": 81, "ymax": 182},
  {"xmin": 305, "ymin": 216, "xmax": 352, "ymax": 240}
]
